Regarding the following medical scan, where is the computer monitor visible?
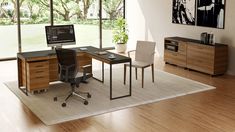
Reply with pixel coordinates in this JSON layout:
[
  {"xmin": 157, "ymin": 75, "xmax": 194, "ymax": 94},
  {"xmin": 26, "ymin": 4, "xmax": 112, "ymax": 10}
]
[{"xmin": 45, "ymin": 25, "xmax": 76, "ymax": 47}]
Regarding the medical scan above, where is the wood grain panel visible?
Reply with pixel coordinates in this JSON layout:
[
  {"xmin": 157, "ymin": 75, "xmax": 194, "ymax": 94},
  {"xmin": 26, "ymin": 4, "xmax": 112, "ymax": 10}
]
[
  {"xmin": 49, "ymin": 58, "xmax": 58, "ymax": 81},
  {"xmin": 214, "ymin": 46, "xmax": 228, "ymax": 74},
  {"xmin": 178, "ymin": 41, "xmax": 187, "ymax": 55},
  {"xmin": 187, "ymin": 42, "xmax": 214, "ymax": 54},
  {"xmin": 26, "ymin": 61, "xmax": 49, "ymax": 91},
  {"xmin": 164, "ymin": 50, "xmax": 186, "ymax": 67}
]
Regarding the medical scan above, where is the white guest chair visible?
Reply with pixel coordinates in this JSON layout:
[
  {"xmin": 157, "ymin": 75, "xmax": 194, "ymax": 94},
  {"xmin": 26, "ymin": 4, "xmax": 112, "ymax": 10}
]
[{"xmin": 124, "ymin": 41, "xmax": 156, "ymax": 88}]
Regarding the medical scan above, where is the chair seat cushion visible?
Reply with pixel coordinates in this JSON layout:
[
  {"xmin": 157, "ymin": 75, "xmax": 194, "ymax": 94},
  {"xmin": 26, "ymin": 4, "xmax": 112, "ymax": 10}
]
[{"xmin": 125, "ymin": 61, "xmax": 151, "ymax": 68}]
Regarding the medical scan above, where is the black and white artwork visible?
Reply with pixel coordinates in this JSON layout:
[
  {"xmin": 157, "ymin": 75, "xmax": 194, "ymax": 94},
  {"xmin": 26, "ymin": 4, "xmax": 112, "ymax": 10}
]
[
  {"xmin": 197, "ymin": 0, "xmax": 225, "ymax": 28},
  {"xmin": 172, "ymin": 0, "xmax": 196, "ymax": 25}
]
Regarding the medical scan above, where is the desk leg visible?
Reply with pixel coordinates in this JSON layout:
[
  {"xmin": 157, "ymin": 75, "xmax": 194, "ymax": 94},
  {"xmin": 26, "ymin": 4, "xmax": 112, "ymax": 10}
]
[
  {"xmin": 129, "ymin": 61, "xmax": 132, "ymax": 96},
  {"xmin": 110, "ymin": 64, "xmax": 112, "ymax": 100},
  {"xmin": 17, "ymin": 58, "xmax": 21, "ymax": 89},
  {"xmin": 102, "ymin": 62, "xmax": 104, "ymax": 83},
  {"xmin": 110, "ymin": 61, "xmax": 132, "ymax": 100},
  {"xmin": 17, "ymin": 58, "xmax": 28, "ymax": 96},
  {"xmin": 24, "ymin": 60, "xmax": 28, "ymax": 96},
  {"xmin": 92, "ymin": 61, "xmax": 104, "ymax": 83}
]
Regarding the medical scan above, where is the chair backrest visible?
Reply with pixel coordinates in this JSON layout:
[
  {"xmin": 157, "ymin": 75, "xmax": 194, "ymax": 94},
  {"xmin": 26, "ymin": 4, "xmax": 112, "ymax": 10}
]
[
  {"xmin": 55, "ymin": 48, "xmax": 77, "ymax": 82},
  {"xmin": 135, "ymin": 41, "xmax": 156, "ymax": 64}
]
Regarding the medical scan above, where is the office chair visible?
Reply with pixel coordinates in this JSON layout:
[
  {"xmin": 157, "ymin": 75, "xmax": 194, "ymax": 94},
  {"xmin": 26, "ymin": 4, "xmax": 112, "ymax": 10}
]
[
  {"xmin": 54, "ymin": 48, "xmax": 91, "ymax": 107},
  {"xmin": 124, "ymin": 41, "xmax": 156, "ymax": 88}
]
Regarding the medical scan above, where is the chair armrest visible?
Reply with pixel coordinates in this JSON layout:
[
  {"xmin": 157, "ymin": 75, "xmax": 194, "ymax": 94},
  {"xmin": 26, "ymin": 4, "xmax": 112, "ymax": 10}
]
[
  {"xmin": 82, "ymin": 64, "xmax": 92, "ymax": 69},
  {"xmin": 82, "ymin": 64, "xmax": 92, "ymax": 77},
  {"xmin": 127, "ymin": 50, "xmax": 136, "ymax": 57},
  {"xmin": 81, "ymin": 64, "xmax": 92, "ymax": 81}
]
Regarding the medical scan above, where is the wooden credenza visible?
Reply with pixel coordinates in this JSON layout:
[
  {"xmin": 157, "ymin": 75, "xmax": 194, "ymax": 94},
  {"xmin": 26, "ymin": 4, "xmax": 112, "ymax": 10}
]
[{"xmin": 164, "ymin": 37, "xmax": 228, "ymax": 75}]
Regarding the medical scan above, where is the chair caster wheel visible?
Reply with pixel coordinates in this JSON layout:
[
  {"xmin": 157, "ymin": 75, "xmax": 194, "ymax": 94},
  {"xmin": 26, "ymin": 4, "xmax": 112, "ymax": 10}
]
[
  {"xmin": 84, "ymin": 100, "xmax": 88, "ymax": 105},
  {"xmin": 62, "ymin": 103, "xmax": 66, "ymax": 107},
  {"xmin": 54, "ymin": 97, "xmax": 57, "ymax": 101},
  {"xmin": 87, "ymin": 93, "xmax": 91, "ymax": 98}
]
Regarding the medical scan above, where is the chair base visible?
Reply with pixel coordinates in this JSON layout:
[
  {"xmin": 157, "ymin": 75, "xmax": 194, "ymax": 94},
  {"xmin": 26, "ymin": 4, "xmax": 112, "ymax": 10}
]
[{"xmin": 54, "ymin": 90, "xmax": 91, "ymax": 107}]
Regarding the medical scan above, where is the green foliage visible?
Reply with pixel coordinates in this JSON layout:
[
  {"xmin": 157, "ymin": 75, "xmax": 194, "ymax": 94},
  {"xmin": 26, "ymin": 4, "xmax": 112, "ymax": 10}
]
[
  {"xmin": 112, "ymin": 17, "xmax": 128, "ymax": 44},
  {"xmin": 103, "ymin": 0, "xmax": 123, "ymax": 20},
  {"xmin": 0, "ymin": 19, "xmax": 13, "ymax": 25},
  {"xmin": 0, "ymin": 0, "xmax": 124, "ymax": 27},
  {"xmin": 102, "ymin": 20, "xmax": 115, "ymax": 29}
]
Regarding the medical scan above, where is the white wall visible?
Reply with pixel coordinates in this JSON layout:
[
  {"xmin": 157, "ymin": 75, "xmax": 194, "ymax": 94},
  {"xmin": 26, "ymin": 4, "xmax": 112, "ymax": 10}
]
[{"xmin": 126, "ymin": 0, "xmax": 235, "ymax": 75}]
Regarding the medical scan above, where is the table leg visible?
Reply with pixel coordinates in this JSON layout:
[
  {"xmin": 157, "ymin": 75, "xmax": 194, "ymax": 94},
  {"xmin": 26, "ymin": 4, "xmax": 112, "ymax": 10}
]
[
  {"xmin": 110, "ymin": 61, "xmax": 132, "ymax": 100},
  {"xmin": 102, "ymin": 62, "xmax": 104, "ymax": 83},
  {"xmin": 110, "ymin": 64, "xmax": 112, "ymax": 100},
  {"xmin": 92, "ymin": 61, "xmax": 104, "ymax": 83},
  {"xmin": 18, "ymin": 58, "xmax": 28, "ymax": 96},
  {"xmin": 129, "ymin": 61, "xmax": 132, "ymax": 96}
]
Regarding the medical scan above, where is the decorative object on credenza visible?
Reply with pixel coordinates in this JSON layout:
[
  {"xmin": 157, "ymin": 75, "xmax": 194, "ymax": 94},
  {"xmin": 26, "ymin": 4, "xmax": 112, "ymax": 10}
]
[
  {"xmin": 200, "ymin": 32, "xmax": 215, "ymax": 45},
  {"xmin": 196, "ymin": 0, "xmax": 225, "ymax": 29},
  {"xmin": 172, "ymin": 0, "xmax": 196, "ymax": 25}
]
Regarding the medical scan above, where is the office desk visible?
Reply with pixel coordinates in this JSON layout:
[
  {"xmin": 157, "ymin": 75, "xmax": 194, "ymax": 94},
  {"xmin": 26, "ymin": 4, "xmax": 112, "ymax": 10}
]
[{"xmin": 17, "ymin": 46, "xmax": 132, "ymax": 100}]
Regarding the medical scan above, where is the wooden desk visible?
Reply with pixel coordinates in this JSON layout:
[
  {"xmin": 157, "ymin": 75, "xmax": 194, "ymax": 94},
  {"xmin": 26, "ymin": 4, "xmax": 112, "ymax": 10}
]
[{"xmin": 17, "ymin": 46, "xmax": 132, "ymax": 100}]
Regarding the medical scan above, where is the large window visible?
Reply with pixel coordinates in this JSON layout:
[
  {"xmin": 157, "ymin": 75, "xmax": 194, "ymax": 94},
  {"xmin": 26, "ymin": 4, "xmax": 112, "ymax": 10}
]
[
  {"xmin": 20, "ymin": 0, "xmax": 50, "ymax": 52},
  {"xmin": 0, "ymin": 1, "xmax": 18, "ymax": 59},
  {"xmin": 0, "ymin": 0, "xmax": 125, "ymax": 59},
  {"xmin": 53, "ymin": 0, "xmax": 100, "ymax": 48},
  {"xmin": 102, "ymin": 0, "xmax": 125, "ymax": 48}
]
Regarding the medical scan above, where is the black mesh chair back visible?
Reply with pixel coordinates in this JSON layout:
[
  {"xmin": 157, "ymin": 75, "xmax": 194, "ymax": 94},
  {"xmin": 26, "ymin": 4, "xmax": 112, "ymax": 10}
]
[
  {"xmin": 54, "ymin": 48, "xmax": 91, "ymax": 107},
  {"xmin": 55, "ymin": 48, "xmax": 77, "ymax": 82}
]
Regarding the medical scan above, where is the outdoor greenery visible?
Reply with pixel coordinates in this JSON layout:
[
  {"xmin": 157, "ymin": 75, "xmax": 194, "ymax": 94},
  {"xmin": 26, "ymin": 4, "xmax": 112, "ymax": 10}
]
[{"xmin": 0, "ymin": 0, "xmax": 124, "ymax": 28}]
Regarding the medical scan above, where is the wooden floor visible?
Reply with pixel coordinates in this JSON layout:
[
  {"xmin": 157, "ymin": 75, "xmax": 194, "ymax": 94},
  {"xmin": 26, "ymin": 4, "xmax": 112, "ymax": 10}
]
[{"xmin": 0, "ymin": 58, "xmax": 235, "ymax": 132}]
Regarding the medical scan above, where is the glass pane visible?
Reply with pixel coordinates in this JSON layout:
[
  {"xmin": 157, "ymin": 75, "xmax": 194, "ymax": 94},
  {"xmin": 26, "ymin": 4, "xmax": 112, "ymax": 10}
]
[
  {"xmin": 53, "ymin": 0, "xmax": 99, "ymax": 48},
  {"xmin": 20, "ymin": 0, "xmax": 50, "ymax": 52},
  {"xmin": 0, "ymin": 1, "xmax": 18, "ymax": 58},
  {"xmin": 102, "ymin": 0, "xmax": 124, "ymax": 48}
]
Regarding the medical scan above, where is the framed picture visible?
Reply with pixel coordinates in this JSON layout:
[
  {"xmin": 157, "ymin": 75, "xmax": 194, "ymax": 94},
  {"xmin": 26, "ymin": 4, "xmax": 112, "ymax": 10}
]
[
  {"xmin": 196, "ymin": 0, "xmax": 225, "ymax": 29},
  {"xmin": 172, "ymin": 0, "xmax": 196, "ymax": 25}
]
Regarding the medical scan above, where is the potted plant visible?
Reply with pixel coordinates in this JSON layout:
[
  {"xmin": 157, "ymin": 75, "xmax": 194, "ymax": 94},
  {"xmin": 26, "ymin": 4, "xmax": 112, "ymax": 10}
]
[{"xmin": 112, "ymin": 17, "xmax": 129, "ymax": 53}]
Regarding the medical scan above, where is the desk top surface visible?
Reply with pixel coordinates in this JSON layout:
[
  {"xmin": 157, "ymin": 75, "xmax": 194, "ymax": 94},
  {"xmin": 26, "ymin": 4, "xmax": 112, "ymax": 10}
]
[{"xmin": 17, "ymin": 46, "xmax": 131, "ymax": 64}]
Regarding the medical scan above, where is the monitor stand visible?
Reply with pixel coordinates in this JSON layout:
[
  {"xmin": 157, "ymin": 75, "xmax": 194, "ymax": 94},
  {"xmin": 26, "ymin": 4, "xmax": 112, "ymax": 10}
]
[{"xmin": 53, "ymin": 45, "xmax": 62, "ymax": 50}]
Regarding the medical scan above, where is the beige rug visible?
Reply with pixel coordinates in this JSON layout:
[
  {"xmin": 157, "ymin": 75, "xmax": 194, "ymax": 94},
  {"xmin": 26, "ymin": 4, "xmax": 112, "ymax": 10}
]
[{"xmin": 4, "ymin": 68, "xmax": 215, "ymax": 125}]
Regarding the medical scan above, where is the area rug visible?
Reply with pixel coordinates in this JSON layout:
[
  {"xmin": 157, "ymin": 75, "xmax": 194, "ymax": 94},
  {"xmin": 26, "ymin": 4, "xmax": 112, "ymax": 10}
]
[{"xmin": 4, "ymin": 68, "xmax": 215, "ymax": 125}]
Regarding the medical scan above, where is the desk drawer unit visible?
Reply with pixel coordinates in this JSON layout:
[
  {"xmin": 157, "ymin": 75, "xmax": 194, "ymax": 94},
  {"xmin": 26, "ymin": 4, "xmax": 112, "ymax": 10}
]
[{"xmin": 26, "ymin": 60, "xmax": 49, "ymax": 91}]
